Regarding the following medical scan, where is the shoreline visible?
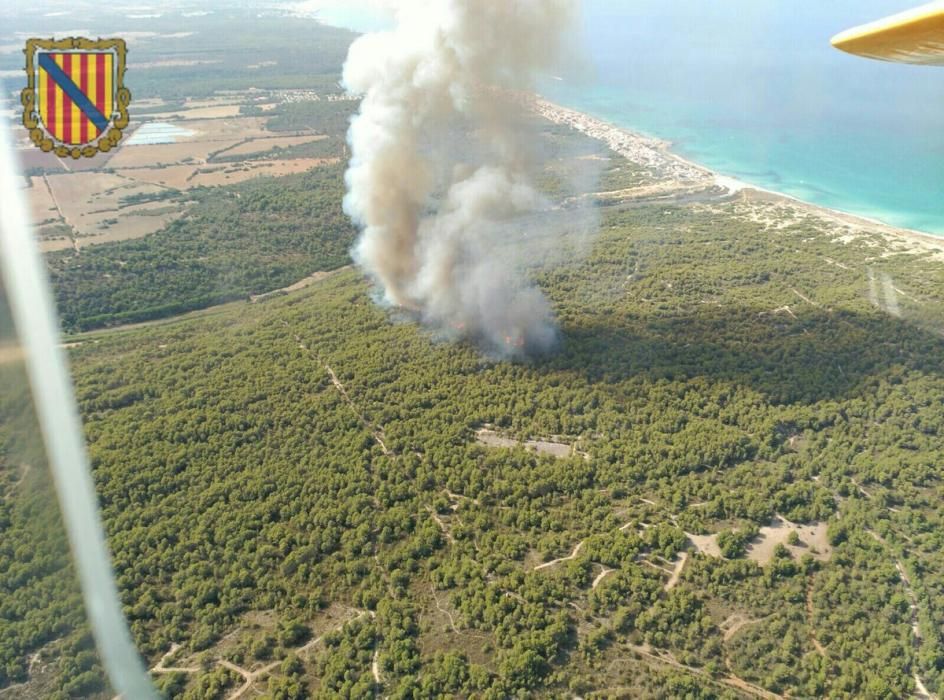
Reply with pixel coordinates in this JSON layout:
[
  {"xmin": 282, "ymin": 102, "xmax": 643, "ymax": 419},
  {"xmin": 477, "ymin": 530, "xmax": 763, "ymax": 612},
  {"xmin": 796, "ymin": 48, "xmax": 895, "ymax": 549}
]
[
  {"xmin": 532, "ymin": 97, "xmax": 944, "ymax": 258},
  {"xmin": 303, "ymin": 8, "xmax": 942, "ymax": 251}
]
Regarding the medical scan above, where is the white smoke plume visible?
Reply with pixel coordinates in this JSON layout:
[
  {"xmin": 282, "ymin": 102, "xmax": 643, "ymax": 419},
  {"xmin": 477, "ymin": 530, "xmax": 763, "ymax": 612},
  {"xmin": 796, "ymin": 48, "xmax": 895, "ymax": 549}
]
[{"xmin": 342, "ymin": 0, "xmax": 579, "ymax": 357}]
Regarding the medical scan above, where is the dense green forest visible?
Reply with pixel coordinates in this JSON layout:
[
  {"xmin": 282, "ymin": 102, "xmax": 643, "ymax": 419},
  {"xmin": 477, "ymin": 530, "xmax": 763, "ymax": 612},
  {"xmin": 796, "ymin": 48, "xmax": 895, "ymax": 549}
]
[
  {"xmin": 5, "ymin": 170, "xmax": 944, "ymax": 697},
  {"xmin": 0, "ymin": 323, "xmax": 112, "ymax": 699},
  {"xmin": 264, "ymin": 102, "xmax": 360, "ymax": 136}
]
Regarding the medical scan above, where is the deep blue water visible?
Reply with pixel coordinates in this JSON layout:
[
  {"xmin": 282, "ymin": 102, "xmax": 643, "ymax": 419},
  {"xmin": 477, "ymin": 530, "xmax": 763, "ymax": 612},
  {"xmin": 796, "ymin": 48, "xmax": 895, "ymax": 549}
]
[{"xmin": 319, "ymin": 0, "xmax": 944, "ymax": 234}]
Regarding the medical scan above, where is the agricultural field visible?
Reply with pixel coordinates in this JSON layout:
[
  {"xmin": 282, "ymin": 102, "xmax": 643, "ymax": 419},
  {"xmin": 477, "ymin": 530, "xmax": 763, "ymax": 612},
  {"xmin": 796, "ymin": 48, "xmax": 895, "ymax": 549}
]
[
  {"xmin": 42, "ymin": 172, "xmax": 184, "ymax": 248},
  {"xmin": 24, "ymin": 176, "xmax": 59, "ymax": 226},
  {"xmin": 185, "ymin": 158, "xmax": 339, "ymax": 187},
  {"xmin": 17, "ymin": 148, "xmax": 70, "ymax": 174},
  {"xmin": 215, "ymin": 135, "xmax": 329, "ymax": 158},
  {"xmin": 114, "ymin": 165, "xmax": 203, "ymax": 190},
  {"xmin": 7, "ymin": 6, "xmax": 357, "ymax": 259},
  {"xmin": 142, "ymin": 104, "xmax": 243, "ymax": 120},
  {"xmin": 106, "ymin": 138, "xmax": 243, "ymax": 169},
  {"xmin": 17, "ymin": 90, "xmax": 352, "ymax": 253},
  {"xmin": 114, "ymin": 157, "xmax": 339, "ymax": 191}
]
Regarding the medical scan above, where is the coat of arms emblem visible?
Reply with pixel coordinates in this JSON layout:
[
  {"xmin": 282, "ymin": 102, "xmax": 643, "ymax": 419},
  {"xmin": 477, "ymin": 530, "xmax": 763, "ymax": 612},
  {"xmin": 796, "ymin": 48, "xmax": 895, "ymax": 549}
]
[{"xmin": 21, "ymin": 38, "xmax": 131, "ymax": 159}]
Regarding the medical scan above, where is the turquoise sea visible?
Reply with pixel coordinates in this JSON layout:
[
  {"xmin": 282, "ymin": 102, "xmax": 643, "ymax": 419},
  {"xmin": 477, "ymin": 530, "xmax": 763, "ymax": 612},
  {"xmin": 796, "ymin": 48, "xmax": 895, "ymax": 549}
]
[{"xmin": 317, "ymin": 0, "xmax": 944, "ymax": 235}]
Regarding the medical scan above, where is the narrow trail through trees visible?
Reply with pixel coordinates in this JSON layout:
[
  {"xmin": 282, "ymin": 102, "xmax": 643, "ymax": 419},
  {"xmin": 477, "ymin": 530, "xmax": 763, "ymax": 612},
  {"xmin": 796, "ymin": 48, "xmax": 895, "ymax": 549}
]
[
  {"xmin": 148, "ymin": 609, "xmax": 372, "ymax": 699},
  {"xmin": 534, "ymin": 541, "xmax": 584, "ymax": 571}
]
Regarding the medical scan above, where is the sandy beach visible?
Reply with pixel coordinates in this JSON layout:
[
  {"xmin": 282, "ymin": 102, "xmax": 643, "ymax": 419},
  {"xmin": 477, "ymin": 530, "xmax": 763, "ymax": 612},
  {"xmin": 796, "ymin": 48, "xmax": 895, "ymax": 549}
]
[{"xmin": 531, "ymin": 97, "xmax": 944, "ymax": 261}]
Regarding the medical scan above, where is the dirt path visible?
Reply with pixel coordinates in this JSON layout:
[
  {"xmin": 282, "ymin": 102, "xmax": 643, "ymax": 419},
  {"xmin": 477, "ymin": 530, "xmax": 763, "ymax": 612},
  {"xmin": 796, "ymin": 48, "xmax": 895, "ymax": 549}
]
[
  {"xmin": 641, "ymin": 559, "xmax": 673, "ymax": 576},
  {"xmin": 67, "ymin": 301, "xmax": 242, "ymax": 341},
  {"xmin": 322, "ymin": 360, "xmax": 392, "ymax": 456},
  {"xmin": 852, "ymin": 479, "xmax": 874, "ymax": 499},
  {"xmin": 144, "ymin": 609, "xmax": 371, "ymax": 699},
  {"xmin": 664, "ymin": 552, "xmax": 688, "ymax": 591},
  {"xmin": 427, "ymin": 506, "xmax": 455, "ymax": 544},
  {"xmin": 626, "ymin": 642, "xmax": 784, "ymax": 700},
  {"xmin": 592, "ymin": 567, "xmax": 613, "ymax": 590},
  {"xmin": 445, "ymin": 489, "xmax": 479, "ymax": 506},
  {"xmin": 915, "ymin": 676, "xmax": 937, "ymax": 700},
  {"xmin": 720, "ymin": 614, "xmax": 768, "ymax": 643},
  {"xmin": 534, "ymin": 541, "xmax": 584, "ymax": 571},
  {"xmin": 289, "ymin": 326, "xmax": 392, "ymax": 460},
  {"xmin": 371, "ymin": 649, "xmax": 381, "ymax": 685},
  {"xmin": 299, "ymin": 610, "xmax": 373, "ymax": 657},
  {"xmin": 251, "ymin": 265, "xmax": 352, "ymax": 303},
  {"xmin": 9, "ymin": 463, "xmax": 32, "ymax": 491},
  {"xmin": 65, "ymin": 266, "xmax": 351, "ymax": 342},
  {"xmin": 220, "ymin": 658, "xmax": 280, "ymax": 700},
  {"xmin": 895, "ymin": 562, "xmax": 939, "ymax": 700},
  {"xmin": 867, "ymin": 532, "xmax": 937, "ymax": 699},
  {"xmin": 791, "ymin": 288, "xmax": 821, "ymax": 309},
  {"xmin": 502, "ymin": 589, "xmax": 527, "ymax": 605},
  {"xmin": 805, "ymin": 576, "xmax": 827, "ymax": 657},
  {"xmin": 150, "ymin": 643, "xmax": 199, "ymax": 674},
  {"xmin": 0, "ymin": 649, "xmax": 49, "ymax": 699},
  {"xmin": 224, "ymin": 653, "xmax": 295, "ymax": 699},
  {"xmin": 42, "ymin": 174, "xmax": 79, "ymax": 253},
  {"xmin": 433, "ymin": 592, "xmax": 460, "ymax": 634},
  {"xmin": 687, "ymin": 532, "xmax": 722, "ymax": 558}
]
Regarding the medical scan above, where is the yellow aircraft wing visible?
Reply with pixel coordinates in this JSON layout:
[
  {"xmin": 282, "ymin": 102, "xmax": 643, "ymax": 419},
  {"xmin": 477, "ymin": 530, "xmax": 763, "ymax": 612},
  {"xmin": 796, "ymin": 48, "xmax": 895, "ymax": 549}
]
[{"xmin": 831, "ymin": 0, "xmax": 944, "ymax": 65}]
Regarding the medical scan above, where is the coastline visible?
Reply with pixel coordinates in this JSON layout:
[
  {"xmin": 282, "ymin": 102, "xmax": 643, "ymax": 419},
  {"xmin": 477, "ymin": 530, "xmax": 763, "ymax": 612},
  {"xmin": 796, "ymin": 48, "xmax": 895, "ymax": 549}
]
[
  {"xmin": 532, "ymin": 97, "xmax": 944, "ymax": 260},
  {"xmin": 307, "ymin": 7, "xmax": 944, "ymax": 252}
]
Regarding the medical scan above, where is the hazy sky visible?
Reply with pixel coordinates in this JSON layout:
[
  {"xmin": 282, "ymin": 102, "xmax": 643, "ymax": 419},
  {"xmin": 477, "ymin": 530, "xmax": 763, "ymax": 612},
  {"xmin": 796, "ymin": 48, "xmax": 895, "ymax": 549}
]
[{"xmin": 570, "ymin": 1, "xmax": 944, "ymax": 121}]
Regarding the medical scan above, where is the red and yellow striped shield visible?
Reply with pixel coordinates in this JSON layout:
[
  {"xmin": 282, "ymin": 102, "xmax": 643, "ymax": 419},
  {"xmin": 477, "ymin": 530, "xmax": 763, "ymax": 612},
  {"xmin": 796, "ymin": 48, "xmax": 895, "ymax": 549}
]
[
  {"xmin": 38, "ymin": 52, "xmax": 115, "ymax": 145},
  {"xmin": 22, "ymin": 38, "xmax": 131, "ymax": 160}
]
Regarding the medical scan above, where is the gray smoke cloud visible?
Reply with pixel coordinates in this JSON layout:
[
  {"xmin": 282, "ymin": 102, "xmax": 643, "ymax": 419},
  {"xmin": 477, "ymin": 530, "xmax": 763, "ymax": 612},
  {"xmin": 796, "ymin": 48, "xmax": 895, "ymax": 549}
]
[{"xmin": 342, "ymin": 0, "xmax": 579, "ymax": 357}]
